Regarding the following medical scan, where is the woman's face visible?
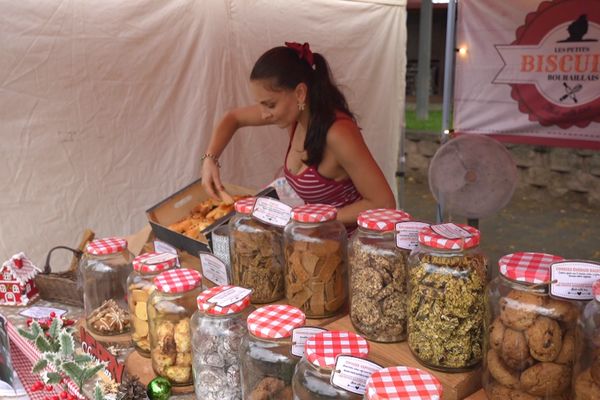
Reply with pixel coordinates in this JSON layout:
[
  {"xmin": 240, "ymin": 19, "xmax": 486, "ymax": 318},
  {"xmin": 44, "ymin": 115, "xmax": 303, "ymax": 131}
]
[{"xmin": 250, "ymin": 79, "xmax": 301, "ymax": 128}]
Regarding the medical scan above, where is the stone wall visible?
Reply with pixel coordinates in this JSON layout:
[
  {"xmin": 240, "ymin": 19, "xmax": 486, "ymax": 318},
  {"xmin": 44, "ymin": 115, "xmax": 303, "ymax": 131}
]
[{"xmin": 404, "ymin": 131, "xmax": 600, "ymax": 207}]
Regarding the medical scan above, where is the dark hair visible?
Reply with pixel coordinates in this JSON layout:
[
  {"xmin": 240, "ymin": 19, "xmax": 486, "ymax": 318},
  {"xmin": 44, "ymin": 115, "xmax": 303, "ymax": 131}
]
[{"xmin": 250, "ymin": 46, "xmax": 354, "ymax": 166}]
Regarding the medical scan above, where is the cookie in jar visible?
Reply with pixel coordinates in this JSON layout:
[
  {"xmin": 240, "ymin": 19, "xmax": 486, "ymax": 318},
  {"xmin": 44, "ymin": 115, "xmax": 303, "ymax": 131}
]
[
  {"xmin": 574, "ymin": 277, "xmax": 600, "ymax": 400},
  {"xmin": 148, "ymin": 268, "xmax": 202, "ymax": 386}
]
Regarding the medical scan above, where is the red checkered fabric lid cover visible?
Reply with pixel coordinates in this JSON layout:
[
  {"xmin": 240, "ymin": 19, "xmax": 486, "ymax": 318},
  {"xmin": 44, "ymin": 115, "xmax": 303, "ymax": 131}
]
[
  {"xmin": 499, "ymin": 252, "xmax": 564, "ymax": 284},
  {"xmin": 235, "ymin": 197, "xmax": 256, "ymax": 214},
  {"xmin": 247, "ymin": 304, "xmax": 305, "ymax": 339},
  {"xmin": 594, "ymin": 280, "xmax": 600, "ymax": 302},
  {"xmin": 365, "ymin": 366, "xmax": 442, "ymax": 400},
  {"xmin": 154, "ymin": 268, "xmax": 202, "ymax": 293},
  {"xmin": 418, "ymin": 224, "xmax": 480, "ymax": 250},
  {"xmin": 196, "ymin": 285, "xmax": 251, "ymax": 315},
  {"xmin": 86, "ymin": 237, "xmax": 127, "ymax": 255},
  {"xmin": 357, "ymin": 208, "xmax": 412, "ymax": 231},
  {"xmin": 291, "ymin": 204, "xmax": 337, "ymax": 223},
  {"xmin": 133, "ymin": 252, "xmax": 177, "ymax": 273},
  {"xmin": 305, "ymin": 330, "xmax": 369, "ymax": 369}
]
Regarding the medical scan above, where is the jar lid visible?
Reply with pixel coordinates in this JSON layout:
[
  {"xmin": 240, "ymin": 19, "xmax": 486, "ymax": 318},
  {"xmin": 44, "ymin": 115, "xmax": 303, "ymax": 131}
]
[
  {"xmin": 291, "ymin": 204, "xmax": 337, "ymax": 223},
  {"xmin": 234, "ymin": 197, "xmax": 256, "ymax": 214},
  {"xmin": 132, "ymin": 252, "xmax": 177, "ymax": 273},
  {"xmin": 357, "ymin": 208, "xmax": 411, "ymax": 231},
  {"xmin": 594, "ymin": 280, "xmax": 600, "ymax": 302},
  {"xmin": 365, "ymin": 366, "xmax": 442, "ymax": 400},
  {"xmin": 86, "ymin": 237, "xmax": 128, "ymax": 255},
  {"xmin": 498, "ymin": 252, "xmax": 564, "ymax": 284},
  {"xmin": 305, "ymin": 331, "xmax": 369, "ymax": 369},
  {"xmin": 196, "ymin": 285, "xmax": 251, "ymax": 315},
  {"xmin": 247, "ymin": 304, "xmax": 305, "ymax": 339},
  {"xmin": 154, "ymin": 268, "xmax": 202, "ymax": 293},
  {"xmin": 418, "ymin": 224, "xmax": 480, "ymax": 250}
]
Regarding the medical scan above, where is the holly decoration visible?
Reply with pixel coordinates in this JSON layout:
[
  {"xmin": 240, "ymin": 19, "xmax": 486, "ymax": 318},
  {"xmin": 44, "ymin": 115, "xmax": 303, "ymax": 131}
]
[{"xmin": 147, "ymin": 377, "xmax": 171, "ymax": 400}]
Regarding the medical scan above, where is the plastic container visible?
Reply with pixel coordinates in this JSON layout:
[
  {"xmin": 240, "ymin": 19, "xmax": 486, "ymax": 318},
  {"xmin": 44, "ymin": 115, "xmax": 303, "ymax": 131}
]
[
  {"xmin": 348, "ymin": 209, "xmax": 412, "ymax": 342},
  {"xmin": 363, "ymin": 366, "xmax": 442, "ymax": 400},
  {"xmin": 284, "ymin": 204, "xmax": 347, "ymax": 318},
  {"xmin": 229, "ymin": 197, "xmax": 285, "ymax": 303},
  {"xmin": 148, "ymin": 268, "xmax": 202, "ymax": 386},
  {"xmin": 240, "ymin": 304, "xmax": 306, "ymax": 399},
  {"xmin": 407, "ymin": 224, "xmax": 487, "ymax": 371},
  {"xmin": 574, "ymin": 279, "xmax": 600, "ymax": 400},
  {"xmin": 82, "ymin": 237, "xmax": 133, "ymax": 336}
]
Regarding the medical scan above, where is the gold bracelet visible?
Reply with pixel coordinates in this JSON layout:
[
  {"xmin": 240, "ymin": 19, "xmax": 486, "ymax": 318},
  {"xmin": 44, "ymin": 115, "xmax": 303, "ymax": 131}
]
[{"xmin": 200, "ymin": 153, "xmax": 221, "ymax": 168}]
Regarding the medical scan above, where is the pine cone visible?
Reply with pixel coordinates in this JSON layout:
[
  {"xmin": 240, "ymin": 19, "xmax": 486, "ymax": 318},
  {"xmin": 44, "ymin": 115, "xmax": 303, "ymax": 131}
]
[{"xmin": 117, "ymin": 375, "xmax": 147, "ymax": 400}]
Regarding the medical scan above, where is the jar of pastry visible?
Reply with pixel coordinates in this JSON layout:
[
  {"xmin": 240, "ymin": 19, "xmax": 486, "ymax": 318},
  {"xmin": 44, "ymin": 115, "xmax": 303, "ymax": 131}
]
[
  {"xmin": 284, "ymin": 204, "xmax": 347, "ymax": 318},
  {"xmin": 82, "ymin": 237, "xmax": 133, "ymax": 336},
  {"xmin": 229, "ymin": 197, "xmax": 285, "ymax": 303},
  {"xmin": 191, "ymin": 285, "xmax": 253, "ymax": 400},
  {"xmin": 292, "ymin": 331, "xmax": 370, "ymax": 400},
  {"xmin": 127, "ymin": 252, "xmax": 177, "ymax": 356},
  {"xmin": 240, "ymin": 304, "xmax": 305, "ymax": 400},
  {"xmin": 574, "ymin": 278, "xmax": 600, "ymax": 400},
  {"xmin": 407, "ymin": 223, "xmax": 487, "ymax": 371},
  {"xmin": 148, "ymin": 268, "xmax": 202, "ymax": 386},
  {"xmin": 483, "ymin": 252, "xmax": 580, "ymax": 400},
  {"xmin": 348, "ymin": 209, "xmax": 412, "ymax": 342},
  {"xmin": 363, "ymin": 366, "xmax": 443, "ymax": 400}
]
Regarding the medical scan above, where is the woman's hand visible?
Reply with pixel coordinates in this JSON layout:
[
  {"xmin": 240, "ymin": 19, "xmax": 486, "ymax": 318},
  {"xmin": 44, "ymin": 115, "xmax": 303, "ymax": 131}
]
[{"xmin": 201, "ymin": 157, "xmax": 224, "ymax": 200}]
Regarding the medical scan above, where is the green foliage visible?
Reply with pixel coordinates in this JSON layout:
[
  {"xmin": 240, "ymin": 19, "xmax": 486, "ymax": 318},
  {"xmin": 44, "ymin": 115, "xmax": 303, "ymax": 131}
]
[
  {"xmin": 48, "ymin": 317, "xmax": 62, "ymax": 339},
  {"xmin": 35, "ymin": 335, "xmax": 56, "ymax": 353},
  {"xmin": 59, "ymin": 331, "xmax": 75, "ymax": 358},
  {"xmin": 17, "ymin": 321, "xmax": 43, "ymax": 341},
  {"xmin": 73, "ymin": 353, "xmax": 93, "ymax": 364},
  {"xmin": 94, "ymin": 382, "xmax": 104, "ymax": 400},
  {"xmin": 46, "ymin": 372, "xmax": 63, "ymax": 384},
  {"xmin": 32, "ymin": 358, "xmax": 48, "ymax": 374},
  {"xmin": 405, "ymin": 109, "xmax": 444, "ymax": 132}
]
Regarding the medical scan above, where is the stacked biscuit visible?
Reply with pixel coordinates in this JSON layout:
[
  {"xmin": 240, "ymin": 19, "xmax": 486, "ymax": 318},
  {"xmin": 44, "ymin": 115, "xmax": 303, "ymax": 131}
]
[
  {"xmin": 151, "ymin": 319, "xmax": 193, "ymax": 385},
  {"xmin": 574, "ymin": 338, "xmax": 600, "ymax": 400}
]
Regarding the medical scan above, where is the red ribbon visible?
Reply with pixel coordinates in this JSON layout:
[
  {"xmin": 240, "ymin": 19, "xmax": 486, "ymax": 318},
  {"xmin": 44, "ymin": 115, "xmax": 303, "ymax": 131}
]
[{"xmin": 285, "ymin": 41, "xmax": 315, "ymax": 69}]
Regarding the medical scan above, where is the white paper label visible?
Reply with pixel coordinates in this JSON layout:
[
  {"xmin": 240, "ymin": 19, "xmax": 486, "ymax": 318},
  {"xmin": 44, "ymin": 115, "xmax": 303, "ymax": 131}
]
[
  {"xmin": 550, "ymin": 261, "xmax": 600, "ymax": 300},
  {"xmin": 144, "ymin": 253, "xmax": 178, "ymax": 265},
  {"xmin": 431, "ymin": 223, "xmax": 473, "ymax": 239},
  {"xmin": 208, "ymin": 286, "xmax": 251, "ymax": 307},
  {"xmin": 396, "ymin": 221, "xmax": 430, "ymax": 250},
  {"xmin": 154, "ymin": 240, "xmax": 180, "ymax": 267},
  {"xmin": 19, "ymin": 306, "xmax": 67, "ymax": 320},
  {"xmin": 200, "ymin": 253, "xmax": 230, "ymax": 286},
  {"xmin": 330, "ymin": 355, "xmax": 383, "ymax": 395},
  {"xmin": 251, "ymin": 197, "xmax": 292, "ymax": 227},
  {"xmin": 291, "ymin": 327, "xmax": 328, "ymax": 357}
]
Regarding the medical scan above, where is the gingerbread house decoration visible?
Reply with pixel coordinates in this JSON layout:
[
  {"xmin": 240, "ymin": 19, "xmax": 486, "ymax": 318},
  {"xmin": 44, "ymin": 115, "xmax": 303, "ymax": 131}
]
[{"xmin": 0, "ymin": 252, "xmax": 40, "ymax": 306}]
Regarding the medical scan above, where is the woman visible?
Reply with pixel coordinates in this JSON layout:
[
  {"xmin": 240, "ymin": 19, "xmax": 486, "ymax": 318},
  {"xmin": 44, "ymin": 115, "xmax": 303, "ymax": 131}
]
[{"xmin": 201, "ymin": 42, "xmax": 395, "ymax": 226}]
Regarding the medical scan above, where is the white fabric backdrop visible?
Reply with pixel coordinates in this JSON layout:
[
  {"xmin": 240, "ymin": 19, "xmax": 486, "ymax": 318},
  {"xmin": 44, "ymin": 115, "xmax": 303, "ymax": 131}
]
[{"xmin": 0, "ymin": 0, "xmax": 406, "ymax": 267}]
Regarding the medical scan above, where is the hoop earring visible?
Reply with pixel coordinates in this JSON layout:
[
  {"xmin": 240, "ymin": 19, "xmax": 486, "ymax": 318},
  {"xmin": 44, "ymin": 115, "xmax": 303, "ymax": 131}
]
[{"xmin": 298, "ymin": 102, "xmax": 305, "ymax": 111}]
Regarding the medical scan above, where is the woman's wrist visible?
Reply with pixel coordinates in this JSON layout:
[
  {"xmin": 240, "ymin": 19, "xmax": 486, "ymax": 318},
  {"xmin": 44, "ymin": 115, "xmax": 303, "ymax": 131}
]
[{"xmin": 200, "ymin": 153, "xmax": 221, "ymax": 168}]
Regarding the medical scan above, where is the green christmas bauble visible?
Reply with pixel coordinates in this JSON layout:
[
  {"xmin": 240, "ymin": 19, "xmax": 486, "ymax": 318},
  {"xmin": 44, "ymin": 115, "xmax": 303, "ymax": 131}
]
[{"xmin": 147, "ymin": 377, "xmax": 172, "ymax": 400}]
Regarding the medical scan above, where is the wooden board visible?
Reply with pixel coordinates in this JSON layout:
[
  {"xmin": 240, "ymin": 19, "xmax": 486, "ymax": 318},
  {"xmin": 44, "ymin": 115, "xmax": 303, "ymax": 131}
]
[
  {"xmin": 124, "ymin": 350, "xmax": 194, "ymax": 394},
  {"xmin": 464, "ymin": 389, "xmax": 487, "ymax": 400},
  {"xmin": 322, "ymin": 316, "xmax": 482, "ymax": 400}
]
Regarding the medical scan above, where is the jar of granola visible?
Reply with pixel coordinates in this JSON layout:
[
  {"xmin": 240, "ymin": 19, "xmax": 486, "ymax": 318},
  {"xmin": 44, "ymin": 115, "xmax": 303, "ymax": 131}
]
[
  {"xmin": 229, "ymin": 197, "xmax": 285, "ymax": 303},
  {"xmin": 407, "ymin": 223, "xmax": 487, "ymax": 371},
  {"xmin": 127, "ymin": 252, "xmax": 177, "ymax": 356},
  {"xmin": 483, "ymin": 252, "xmax": 581, "ymax": 400},
  {"xmin": 240, "ymin": 304, "xmax": 305, "ymax": 399},
  {"xmin": 148, "ymin": 268, "xmax": 202, "ymax": 386},
  {"xmin": 284, "ymin": 204, "xmax": 347, "ymax": 318},
  {"xmin": 348, "ymin": 209, "xmax": 412, "ymax": 342},
  {"xmin": 363, "ymin": 366, "xmax": 443, "ymax": 400},
  {"xmin": 191, "ymin": 285, "xmax": 253, "ymax": 400},
  {"xmin": 82, "ymin": 237, "xmax": 133, "ymax": 336},
  {"xmin": 574, "ymin": 279, "xmax": 600, "ymax": 400}
]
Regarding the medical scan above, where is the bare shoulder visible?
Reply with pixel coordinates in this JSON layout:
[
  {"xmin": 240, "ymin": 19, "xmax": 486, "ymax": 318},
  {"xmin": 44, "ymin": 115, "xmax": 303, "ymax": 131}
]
[{"xmin": 326, "ymin": 117, "xmax": 365, "ymax": 150}]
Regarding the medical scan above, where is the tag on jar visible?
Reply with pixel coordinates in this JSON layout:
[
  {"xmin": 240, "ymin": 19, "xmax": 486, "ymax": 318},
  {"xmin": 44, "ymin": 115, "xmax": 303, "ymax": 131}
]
[
  {"xmin": 396, "ymin": 221, "xmax": 430, "ymax": 250},
  {"xmin": 251, "ymin": 197, "xmax": 292, "ymax": 227},
  {"xmin": 144, "ymin": 253, "xmax": 178, "ymax": 265},
  {"xmin": 154, "ymin": 240, "xmax": 180, "ymax": 267},
  {"xmin": 330, "ymin": 355, "xmax": 383, "ymax": 395},
  {"xmin": 431, "ymin": 223, "xmax": 472, "ymax": 239},
  {"xmin": 199, "ymin": 252, "xmax": 229, "ymax": 286},
  {"xmin": 208, "ymin": 286, "xmax": 251, "ymax": 307},
  {"xmin": 550, "ymin": 260, "xmax": 600, "ymax": 301},
  {"xmin": 291, "ymin": 326, "xmax": 328, "ymax": 357}
]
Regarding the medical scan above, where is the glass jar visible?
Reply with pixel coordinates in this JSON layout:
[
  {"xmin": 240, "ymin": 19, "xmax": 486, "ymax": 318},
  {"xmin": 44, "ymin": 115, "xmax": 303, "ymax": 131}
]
[
  {"xmin": 127, "ymin": 252, "xmax": 177, "ymax": 356},
  {"xmin": 348, "ymin": 209, "xmax": 412, "ymax": 342},
  {"xmin": 483, "ymin": 252, "xmax": 580, "ymax": 400},
  {"xmin": 191, "ymin": 285, "xmax": 253, "ymax": 400},
  {"xmin": 574, "ymin": 279, "xmax": 600, "ymax": 400},
  {"xmin": 148, "ymin": 268, "xmax": 202, "ymax": 386},
  {"xmin": 241, "ymin": 304, "xmax": 306, "ymax": 400},
  {"xmin": 363, "ymin": 366, "xmax": 442, "ymax": 400},
  {"xmin": 407, "ymin": 224, "xmax": 487, "ymax": 371},
  {"xmin": 82, "ymin": 237, "xmax": 133, "ymax": 336},
  {"xmin": 284, "ymin": 204, "xmax": 347, "ymax": 318},
  {"xmin": 229, "ymin": 197, "xmax": 285, "ymax": 303},
  {"xmin": 293, "ymin": 331, "xmax": 369, "ymax": 400}
]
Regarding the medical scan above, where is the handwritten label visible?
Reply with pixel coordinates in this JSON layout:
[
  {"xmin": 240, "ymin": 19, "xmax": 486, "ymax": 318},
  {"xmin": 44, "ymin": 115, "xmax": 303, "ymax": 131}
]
[
  {"xmin": 208, "ymin": 286, "xmax": 251, "ymax": 307},
  {"xmin": 154, "ymin": 240, "xmax": 180, "ymax": 267},
  {"xmin": 200, "ymin": 253, "xmax": 229, "ymax": 286},
  {"xmin": 550, "ymin": 260, "xmax": 600, "ymax": 300},
  {"xmin": 396, "ymin": 221, "xmax": 430, "ymax": 250},
  {"xmin": 251, "ymin": 197, "xmax": 292, "ymax": 227},
  {"xmin": 431, "ymin": 223, "xmax": 473, "ymax": 239},
  {"xmin": 19, "ymin": 306, "xmax": 67, "ymax": 320},
  {"xmin": 330, "ymin": 355, "xmax": 383, "ymax": 395},
  {"xmin": 80, "ymin": 327, "xmax": 124, "ymax": 383},
  {"xmin": 291, "ymin": 327, "xmax": 328, "ymax": 357},
  {"xmin": 144, "ymin": 253, "xmax": 178, "ymax": 265}
]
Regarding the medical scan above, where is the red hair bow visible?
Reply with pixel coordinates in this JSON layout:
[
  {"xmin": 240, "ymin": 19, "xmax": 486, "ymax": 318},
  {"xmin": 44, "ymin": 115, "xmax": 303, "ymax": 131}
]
[{"xmin": 285, "ymin": 41, "xmax": 315, "ymax": 69}]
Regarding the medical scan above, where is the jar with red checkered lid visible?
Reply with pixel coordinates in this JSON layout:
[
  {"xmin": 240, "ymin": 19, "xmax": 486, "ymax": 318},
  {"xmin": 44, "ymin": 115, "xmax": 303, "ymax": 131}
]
[
  {"xmin": 284, "ymin": 204, "xmax": 347, "ymax": 318},
  {"xmin": 240, "ymin": 304, "xmax": 306, "ymax": 399},
  {"xmin": 82, "ymin": 237, "xmax": 133, "ymax": 336},
  {"xmin": 126, "ymin": 252, "xmax": 177, "ymax": 356},
  {"xmin": 483, "ymin": 252, "xmax": 582, "ymax": 400},
  {"xmin": 573, "ymin": 278, "xmax": 600, "ymax": 400},
  {"xmin": 348, "ymin": 208, "xmax": 413, "ymax": 343},
  {"xmin": 363, "ymin": 366, "xmax": 442, "ymax": 400},
  {"xmin": 407, "ymin": 223, "xmax": 488, "ymax": 371},
  {"xmin": 228, "ymin": 196, "xmax": 286, "ymax": 303},
  {"xmin": 147, "ymin": 268, "xmax": 202, "ymax": 386}
]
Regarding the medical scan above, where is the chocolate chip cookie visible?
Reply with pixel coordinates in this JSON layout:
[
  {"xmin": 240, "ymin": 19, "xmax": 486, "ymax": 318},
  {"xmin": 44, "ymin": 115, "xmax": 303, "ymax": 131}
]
[
  {"xmin": 500, "ymin": 291, "xmax": 543, "ymax": 331},
  {"xmin": 554, "ymin": 330, "xmax": 574, "ymax": 366},
  {"xmin": 502, "ymin": 328, "xmax": 534, "ymax": 371},
  {"xmin": 526, "ymin": 316, "xmax": 563, "ymax": 362},
  {"xmin": 520, "ymin": 362, "xmax": 570, "ymax": 396},
  {"xmin": 575, "ymin": 368, "xmax": 600, "ymax": 400},
  {"xmin": 490, "ymin": 317, "xmax": 505, "ymax": 352},
  {"xmin": 487, "ymin": 349, "xmax": 520, "ymax": 389}
]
